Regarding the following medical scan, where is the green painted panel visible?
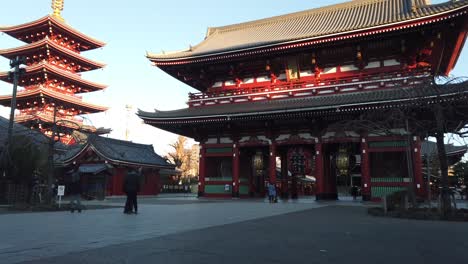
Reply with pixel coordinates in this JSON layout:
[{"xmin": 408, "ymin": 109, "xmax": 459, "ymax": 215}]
[
  {"xmin": 206, "ymin": 147, "xmax": 233, "ymax": 154},
  {"xmin": 371, "ymin": 178, "xmax": 412, "ymax": 183},
  {"xmin": 239, "ymin": 178, "xmax": 249, "ymax": 183},
  {"xmin": 371, "ymin": 186, "xmax": 406, "ymax": 198},
  {"xmin": 371, "ymin": 178, "xmax": 408, "ymax": 183},
  {"xmin": 205, "ymin": 184, "xmax": 231, "ymax": 194},
  {"xmin": 239, "ymin": 185, "xmax": 249, "ymax": 195},
  {"xmin": 368, "ymin": 141, "xmax": 408, "ymax": 148},
  {"xmin": 206, "ymin": 177, "xmax": 232, "ymax": 181}
]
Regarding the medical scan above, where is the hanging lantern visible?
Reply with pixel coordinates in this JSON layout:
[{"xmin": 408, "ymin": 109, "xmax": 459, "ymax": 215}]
[
  {"xmin": 253, "ymin": 151, "xmax": 263, "ymax": 171},
  {"xmin": 265, "ymin": 60, "xmax": 271, "ymax": 71},
  {"xmin": 356, "ymin": 51, "xmax": 362, "ymax": 60},
  {"xmin": 336, "ymin": 146, "xmax": 350, "ymax": 176}
]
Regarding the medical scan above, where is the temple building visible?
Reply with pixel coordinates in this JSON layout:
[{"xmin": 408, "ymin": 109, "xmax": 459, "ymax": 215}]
[
  {"xmin": 55, "ymin": 132, "xmax": 176, "ymax": 199},
  {"xmin": 139, "ymin": 0, "xmax": 468, "ymax": 200},
  {"xmin": 0, "ymin": 116, "xmax": 175, "ymax": 202},
  {"xmin": 0, "ymin": 0, "xmax": 108, "ymax": 145}
]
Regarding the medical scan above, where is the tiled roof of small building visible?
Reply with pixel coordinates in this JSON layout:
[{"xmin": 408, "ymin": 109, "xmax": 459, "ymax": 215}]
[
  {"xmin": 87, "ymin": 135, "xmax": 173, "ymax": 167},
  {"xmin": 0, "ymin": 116, "xmax": 48, "ymax": 145},
  {"xmin": 148, "ymin": 0, "xmax": 468, "ymax": 61},
  {"xmin": 0, "ymin": 116, "xmax": 71, "ymax": 164},
  {"xmin": 0, "ymin": 118, "xmax": 172, "ymax": 168},
  {"xmin": 138, "ymin": 81, "xmax": 468, "ymax": 120},
  {"xmin": 56, "ymin": 133, "xmax": 174, "ymax": 168}
]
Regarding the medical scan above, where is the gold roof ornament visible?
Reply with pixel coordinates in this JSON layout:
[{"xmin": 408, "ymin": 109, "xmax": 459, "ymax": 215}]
[{"xmin": 51, "ymin": 0, "xmax": 65, "ymax": 21}]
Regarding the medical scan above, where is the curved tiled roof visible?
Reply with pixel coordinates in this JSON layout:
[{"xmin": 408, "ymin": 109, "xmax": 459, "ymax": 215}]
[
  {"xmin": 0, "ymin": 62, "xmax": 108, "ymax": 92},
  {"xmin": 138, "ymin": 81, "xmax": 468, "ymax": 121},
  {"xmin": 421, "ymin": 141, "xmax": 467, "ymax": 156},
  {"xmin": 0, "ymin": 87, "xmax": 108, "ymax": 113},
  {"xmin": 148, "ymin": 0, "xmax": 468, "ymax": 61},
  {"xmin": 0, "ymin": 38, "xmax": 106, "ymax": 72},
  {"xmin": 89, "ymin": 135, "xmax": 172, "ymax": 167},
  {"xmin": 14, "ymin": 113, "xmax": 99, "ymax": 133},
  {"xmin": 57, "ymin": 133, "xmax": 175, "ymax": 168},
  {"xmin": 0, "ymin": 116, "xmax": 69, "ymax": 156},
  {"xmin": 0, "ymin": 15, "xmax": 105, "ymax": 51}
]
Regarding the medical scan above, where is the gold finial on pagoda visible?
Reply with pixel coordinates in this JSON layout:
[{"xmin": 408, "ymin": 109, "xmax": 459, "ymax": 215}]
[{"xmin": 51, "ymin": 0, "xmax": 65, "ymax": 20}]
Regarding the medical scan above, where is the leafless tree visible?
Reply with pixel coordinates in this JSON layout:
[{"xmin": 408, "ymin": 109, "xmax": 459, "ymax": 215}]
[{"xmin": 325, "ymin": 75, "xmax": 468, "ymax": 216}]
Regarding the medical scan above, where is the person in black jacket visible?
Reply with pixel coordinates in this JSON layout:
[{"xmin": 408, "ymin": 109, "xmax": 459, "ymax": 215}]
[
  {"xmin": 123, "ymin": 168, "xmax": 141, "ymax": 214},
  {"xmin": 69, "ymin": 168, "xmax": 82, "ymax": 213}
]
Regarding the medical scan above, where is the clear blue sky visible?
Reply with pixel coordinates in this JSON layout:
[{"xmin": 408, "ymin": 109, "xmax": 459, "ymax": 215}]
[{"xmin": 0, "ymin": 0, "xmax": 466, "ymax": 154}]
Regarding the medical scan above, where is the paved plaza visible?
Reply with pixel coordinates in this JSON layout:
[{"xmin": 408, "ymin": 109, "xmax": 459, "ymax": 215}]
[{"xmin": 0, "ymin": 197, "xmax": 467, "ymax": 264}]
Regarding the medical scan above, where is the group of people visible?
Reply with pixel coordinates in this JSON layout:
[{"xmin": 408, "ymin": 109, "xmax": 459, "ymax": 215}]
[{"xmin": 268, "ymin": 182, "xmax": 277, "ymax": 203}]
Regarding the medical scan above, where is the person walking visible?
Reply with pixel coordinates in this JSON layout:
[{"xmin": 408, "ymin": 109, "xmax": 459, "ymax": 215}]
[
  {"xmin": 123, "ymin": 168, "xmax": 141, "ymax": 214},
  {"xmin": 350, "ymin": 185, "xmax": 358, "ymax": 201},
  {"xmin": 69, "ymin": 168, "xmax": 83, "ymax": 213},
  {"xmin": 268, "ymin": 182, "xmax": 276, "ymax": 203}
]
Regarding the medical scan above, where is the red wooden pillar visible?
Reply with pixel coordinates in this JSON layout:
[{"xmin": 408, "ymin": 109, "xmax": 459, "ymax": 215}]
[
  {"xmin": 232, "ymin": 143, "xmax": 240, "ymax": 197},
  {"xmin": 269, "ymin": 142, "xmax": 277, "ymax": 184},
  {"xmin": 412, "ymin": 136, "xmax": 425, "ymax": 198},
  {"xmin": 198, "ymin": 144, "xmax": 206, "ymax": 197},
  {"xmin": 281, "ymin": 152, "xmax": 289, "ymax": 198},
  {"xmin": 315, "ymin": 142, "xmax": 325, "ymax": 200},
  {"xmin": 361, "ymin": 137, "xmax": 371, "ymax": 201}
]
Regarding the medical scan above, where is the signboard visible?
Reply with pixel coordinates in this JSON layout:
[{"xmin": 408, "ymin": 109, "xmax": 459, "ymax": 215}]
[
  {"xmin": 224, "ymin": 184, "xmax": 230, "ymax": 192},
  {"xmin": 57, "ymin": 185, "xmax": 65, "ymax": 196},
  {"xmin": 57, "ymin": 185, "xmax": 65, "ymax": 209}
]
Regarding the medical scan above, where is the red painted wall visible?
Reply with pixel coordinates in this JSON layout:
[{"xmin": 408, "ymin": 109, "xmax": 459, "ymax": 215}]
[
  {"xmin": 109, "ymin": 168, "xmax": 126, "ymax": 196},
  {"xmin": 139, "ymin": 170, "xmax": 161, "ymax": 196},
  {"xmin": 108, "ymin": 168, "xmax": 161, "ymax": 196}
]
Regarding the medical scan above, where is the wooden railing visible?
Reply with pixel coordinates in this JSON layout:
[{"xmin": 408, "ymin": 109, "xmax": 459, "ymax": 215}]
[{"xmin": 187, "ymin": 70, "xmax": 431, "ymax": 107}]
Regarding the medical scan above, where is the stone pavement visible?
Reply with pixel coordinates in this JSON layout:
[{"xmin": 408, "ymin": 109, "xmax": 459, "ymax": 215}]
[
  {"xmin": 1, "ymin": 198, "xmax": 467, "ymax": 264},
  {"xmin": 0, "ymin": 198, "xmax": 327, "ymax": 264},
  {"xmin": 17, "ymin": 205, "xmax": 468, "ymax": 264}
]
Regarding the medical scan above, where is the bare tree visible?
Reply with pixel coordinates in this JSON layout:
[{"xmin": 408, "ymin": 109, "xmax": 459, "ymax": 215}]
[{"xmin": 325, "ymin": 75, "xmax": 468, "ymax": 216}]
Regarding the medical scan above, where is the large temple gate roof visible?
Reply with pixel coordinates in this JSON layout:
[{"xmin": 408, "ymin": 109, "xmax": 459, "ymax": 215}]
[{"xmin": 148, "ymin": 0, "xmax": 468, "ymax": 62}]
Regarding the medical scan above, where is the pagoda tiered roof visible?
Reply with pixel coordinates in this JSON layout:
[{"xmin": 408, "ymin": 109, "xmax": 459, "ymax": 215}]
[
  {"xmin": 148, "ymin": 0, "xmax": 468, "ymax": 63},
  {"xmin": 0, "ymin": 15, "xmax": 105, "ymax": 51},
  {"xmin": 0, "ymin": 62, "xmax": 107, "ymax": 93},
  {"xmin": 0, "ymin": 38, "xmax": 106, "ymax": 72},
  {"xmin": 0, "ymin": 86, "xmax": 108, "ymax": 113},
  {"xmin": 15, "ymin": 113, "xmax": 100, "ymax": 133},
  {"xmin": 0, "ymin": 3, "xmax": 109, "ymax": 145}
]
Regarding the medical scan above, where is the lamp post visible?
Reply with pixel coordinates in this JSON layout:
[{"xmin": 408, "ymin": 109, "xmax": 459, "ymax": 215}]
[
  {"xmin": 6, "ymin": 56, "xmax": 26, "ymax": 145},
  {"xmin": 46, "ymin": 104, "xmax": 58, "ymax": 204},
  {"xmin": 1, "ymin": 56, "xmax": 25, "ymax": 180}
]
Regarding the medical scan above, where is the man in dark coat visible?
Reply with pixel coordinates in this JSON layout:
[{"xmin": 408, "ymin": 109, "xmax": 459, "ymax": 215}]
[
  {"xmin": 69, "ymin": 168, "xmax": 82, "ymax": 213},
  {"xmin": 123, "ymin": 168, "xmax": 141, "ymax": 214}
]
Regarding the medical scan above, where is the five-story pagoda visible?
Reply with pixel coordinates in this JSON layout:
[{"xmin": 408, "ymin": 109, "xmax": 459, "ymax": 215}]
[{"xmin": 0, "ymin": 0, "xmax": 108, "ymax": 145}]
